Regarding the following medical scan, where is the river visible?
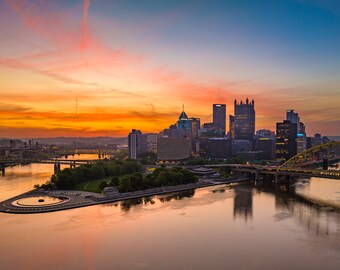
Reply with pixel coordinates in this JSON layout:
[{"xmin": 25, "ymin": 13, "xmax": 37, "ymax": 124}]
[{"xmin": 0, "ymin": 157, "xmax": 339, "ymax": 270}]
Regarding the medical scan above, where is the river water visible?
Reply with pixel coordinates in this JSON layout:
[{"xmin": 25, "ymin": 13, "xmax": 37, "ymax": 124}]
[{"xmin": 0, "ymin": 157, "xmax": 339, "ymax": 270}]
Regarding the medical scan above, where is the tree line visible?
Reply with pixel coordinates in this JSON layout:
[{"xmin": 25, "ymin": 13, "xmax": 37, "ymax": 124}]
[
  {"xmin": 36, "ymin": 161, "xmax": 198, "ymax": 193},
  {"xmin": 36, "ymin": 159, "xmax": 142, "ymax": 190},
  {"xmin": 104, "ymin": 166, "xmax": 198, "ymax": 193}
]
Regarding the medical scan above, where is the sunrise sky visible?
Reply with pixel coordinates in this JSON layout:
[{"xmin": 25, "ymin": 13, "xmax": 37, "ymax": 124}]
[{"xmin": 0, "ymin": 0, "xmax": 339, "ymax": 137}]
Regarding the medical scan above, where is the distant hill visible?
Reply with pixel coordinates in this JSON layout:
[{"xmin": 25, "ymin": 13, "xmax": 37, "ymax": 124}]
[
  {"xmin": 328, "ymin": 136, "xmax": 340, "ymax": 142},
  {"xmin": 17, "ymin": 137, "xmax": 128, "ymax": 146}
]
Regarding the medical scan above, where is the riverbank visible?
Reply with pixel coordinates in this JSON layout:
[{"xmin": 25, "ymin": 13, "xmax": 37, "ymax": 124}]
[
  {"xmin": 295, "ymin": 192, "xmax": 340, "ymax": 210},
  {"xmin": 0, "ymin": 177, "xmax": 252, "ymax": 214}
]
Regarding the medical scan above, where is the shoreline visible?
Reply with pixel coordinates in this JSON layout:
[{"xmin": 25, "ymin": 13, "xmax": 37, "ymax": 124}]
[
  {"xmin": 0, "ymin": 177, "xmax": 252, "ymax": 214},
  {"xmin": 295, "ymin": 192, "xmax": 340, "ymax": 210}
]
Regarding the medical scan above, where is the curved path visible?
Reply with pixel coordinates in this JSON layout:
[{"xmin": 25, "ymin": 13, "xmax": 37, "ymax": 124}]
[{"xmin": 0, "ymin": 177, "xmax": 251, "ymax": 214}]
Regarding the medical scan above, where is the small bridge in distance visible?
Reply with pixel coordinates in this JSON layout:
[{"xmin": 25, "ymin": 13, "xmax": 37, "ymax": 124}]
[{"xmin": 0, "ymin": 158, "xmax": 100, "ymax": 175}]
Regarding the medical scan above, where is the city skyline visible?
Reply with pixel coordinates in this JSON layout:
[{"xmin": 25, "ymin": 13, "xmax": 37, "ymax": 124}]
[{"xmin": 1, "ymin": 0, "xmax": 340, "ymax": 137}]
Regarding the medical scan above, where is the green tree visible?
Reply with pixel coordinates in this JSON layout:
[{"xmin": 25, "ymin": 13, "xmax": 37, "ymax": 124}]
[
  {"xmin": 119, "ymin": 176, "xmax": 132, "ymax": 192},
  {"xmin": 80, "ymin": 165, "xmax": 94, "ymax": 179},
  {"xmin": 99, "ymin": 180, "xmax": 109, "ymax": 190},
  {"xmin": 112, "ymin": 164, "xmax": 122, "ymax": 175},
  {"xmin": 55, "ymin": 168, "xmax": 78, "ymax": 189},
  {"xmin": 122, "ymin": 163, "xmax": 135, "ymax": 174},
  {"xmin": 182, "ymin": 170, "xmax": 197, "ymax": 183},
  {"xmin": 110, "ymin": 176, "xmax": 120, "ymax": 187},
  {"xmin": 138, "ymin": 152, "xmax": 157, "ymax": 165},
  {"xmin": 152, "ymin": 168, "xmax": 166, "ymax": 179},
  {"xmin": 143, "ymin": 174, "xmax": 155, "ymax": 189},
  {"xmin": 130, "ymin": 172, "xmax": 144, "ymax": 190},
  {"xmin": 173, "ymin": 172, "xmax": 184, "ymax": 185},
  {"xmin": 104, "ymin": 162, "xmax": 122, "ymax": 176},
  {"xmin": 74, "ymin": 166, "xmax": 86, "ymax": 183},
  {"xmin": 156, "ymin": 171, "xmax": 169, "ymax": 186},
  {"xmin": 91, "ymin": 163, "xmax": 105, "ymax": 179}
]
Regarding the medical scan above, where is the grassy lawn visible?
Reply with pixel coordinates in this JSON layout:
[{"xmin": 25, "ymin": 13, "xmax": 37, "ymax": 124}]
[{"xmin": 73, "ymin": 177, "xmax": 112, "ymax": 193}]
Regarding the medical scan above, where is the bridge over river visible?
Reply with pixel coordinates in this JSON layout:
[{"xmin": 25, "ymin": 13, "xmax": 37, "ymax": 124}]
[
  {"xmin": 206, "ymin": 142, "xmax": 340, "ymax": 181},
  {"xmin": 205, "ymin": 164, "xmax": 340, "ymax": 180},
  {"xmin": 0, "ymin": 158, "xmax": 99, "ymax": 175}
]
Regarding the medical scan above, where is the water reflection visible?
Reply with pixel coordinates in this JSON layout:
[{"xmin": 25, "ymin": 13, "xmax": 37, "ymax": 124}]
[
  {"xmin": 158, "ymin": 190, "xmax": 195, "ymax": 203},
  {"xmin": 1, "ymin": 163, "xmax": 340, "ymax": 270},
  {"xmin": 118, "ymin": 190, "xmax": 196, "ymax": 212},
  {"xmin": 257, "ymin": 181, "xmax": 340, "ymax": 241},
  {"xmin": 233, "ymin": 185, "xmax": 253, "ymax": 221},
  {"xmin": 0, "ymin": 185, "xmax": 339, "ymax": 270},
  {"xmin": 120, "ymin": 198, "xmax": 144, "ymax": 212}
]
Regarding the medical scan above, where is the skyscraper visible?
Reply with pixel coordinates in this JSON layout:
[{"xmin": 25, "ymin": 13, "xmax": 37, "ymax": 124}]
[
  {"xmin": 286, "ymin": 110, "xmax": 300, "ymax": 132},
  {"xmin": 213, "ymin": 104, "xmax": 226, "ymax": 136},
  {"xmin": 128, "ymin": 129, "xmax": 148, "ymax": 159},
  {"xmin": 177, "ymin": 109, "xmax": 191, "ymax": 130},
  {"xmin": 229, "ymin": 115, "xmax": 235, "ymax": 139},
  {"xmin": 189, "ymin": 117, "xmax": 200, "ymax": 138},
  {"xmin": 276, "ymin": 120, "xmax": 297, "ymax": 161},
  {"xmin": 234, "ymin": 98, "xmax": 255, "ymax": 142},
  {"xmin": 286, "ymin": 110, "xmax": 306, "ymax": 153}
]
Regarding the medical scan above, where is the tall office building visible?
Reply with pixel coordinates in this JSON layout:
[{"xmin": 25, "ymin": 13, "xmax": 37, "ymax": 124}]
[
  {"xmin": 128, "ymin": 129, "xmax": 148, "ymax": 159},
  {"xmin": 286, "ymin": 110, "xmax": 300, "ymax": 132},
  {"xmin": 257, "ymin": 138, "xmax": 276, "ymax": 160},
  {"xmin": 189, "ymin": 117, "xmax": 201, "ymax": 138},
  {"xmin": 213, "ymin": 104, "xmax": 226, "ymax": 136},
  {"xmin": 206, "ymin": 138, "xmax": 230, "ymax": 159},
  {"xmin": 234, "ymin": 98, "xmax": 255, "ymax": 141},
  {"xmin": 276, "ymin": 120, "xmax": 297, "ymax": 161},
  {"xmin": 177, "ymin": 109, "xmax": 191, "ymax": 130},
  {"xmin": 229, "ymin": 115, "xmax": 235, "ymax": 139},
  {"xmin": 286, "ymin": 110, "xmax": 307, "ymax": 153}
]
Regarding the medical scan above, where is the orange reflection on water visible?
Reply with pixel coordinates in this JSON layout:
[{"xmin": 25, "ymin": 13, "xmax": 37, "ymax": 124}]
[
  {"xmin": 296, "ymin": 177, "xmax": 340, "ymax": 208},
  {"xmin": 0, "ymin": 164, "xmax": 339, "ymax": 270}
]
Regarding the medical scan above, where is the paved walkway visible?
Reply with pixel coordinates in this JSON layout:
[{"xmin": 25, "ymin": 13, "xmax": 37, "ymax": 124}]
[{"xmin": 0, "ymin": 177, "xmax": 252, "ymax": 214}]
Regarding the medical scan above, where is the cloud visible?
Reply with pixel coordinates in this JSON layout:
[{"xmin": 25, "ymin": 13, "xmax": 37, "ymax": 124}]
[
  {"xmin": 2, "ymin": 0, "xmax": 142, "ymax": 86},
  {"xmin": 1, "ymin": 0, "xmax": 339, "ymax": 136},
  {"xmin": 0, "ymin": 56, "xmax": 99, "ymax": 87},
  {"xmin": 0, "ymin": 103, "xmax": 32, "ymax": 113}
]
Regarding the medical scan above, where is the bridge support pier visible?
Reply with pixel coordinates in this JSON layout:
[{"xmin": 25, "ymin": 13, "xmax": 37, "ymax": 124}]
[
  {"xmin": 1, "ymin": 163, "xmax": 5, "ymax": 176},
  {"xmin": 323, "ymin": 158, "xmax": 329, "ymax": 170},
  {"xmin": 285, "ymin": 175, "xmax": 291, "ymax": 190},
  {"xmin": 54, "ymin": 162, "xmax": 61, "ymax": 174}
]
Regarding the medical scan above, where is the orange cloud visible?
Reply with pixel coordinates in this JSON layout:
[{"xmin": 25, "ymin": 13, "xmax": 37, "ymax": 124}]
[{"xmin": 1, "ymin": 0, "xmax": 339, "ymax": 137}]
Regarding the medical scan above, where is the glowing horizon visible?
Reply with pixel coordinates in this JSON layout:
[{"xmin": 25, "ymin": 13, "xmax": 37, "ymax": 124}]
[{"xmin": 0, "ymin": 0, "xmax": 339, "ymax": 138}]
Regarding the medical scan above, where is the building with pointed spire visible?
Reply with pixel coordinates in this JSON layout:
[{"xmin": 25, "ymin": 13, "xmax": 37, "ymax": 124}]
[{"xmin": 177, "ymin": 106, "xmax": 191, "ymax": 130}]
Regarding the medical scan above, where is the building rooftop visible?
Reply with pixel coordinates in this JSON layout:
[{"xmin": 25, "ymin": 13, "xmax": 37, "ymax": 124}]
[{"xmin": 179, "ymin": 111, "xmax": 189, "ymax": 120}]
